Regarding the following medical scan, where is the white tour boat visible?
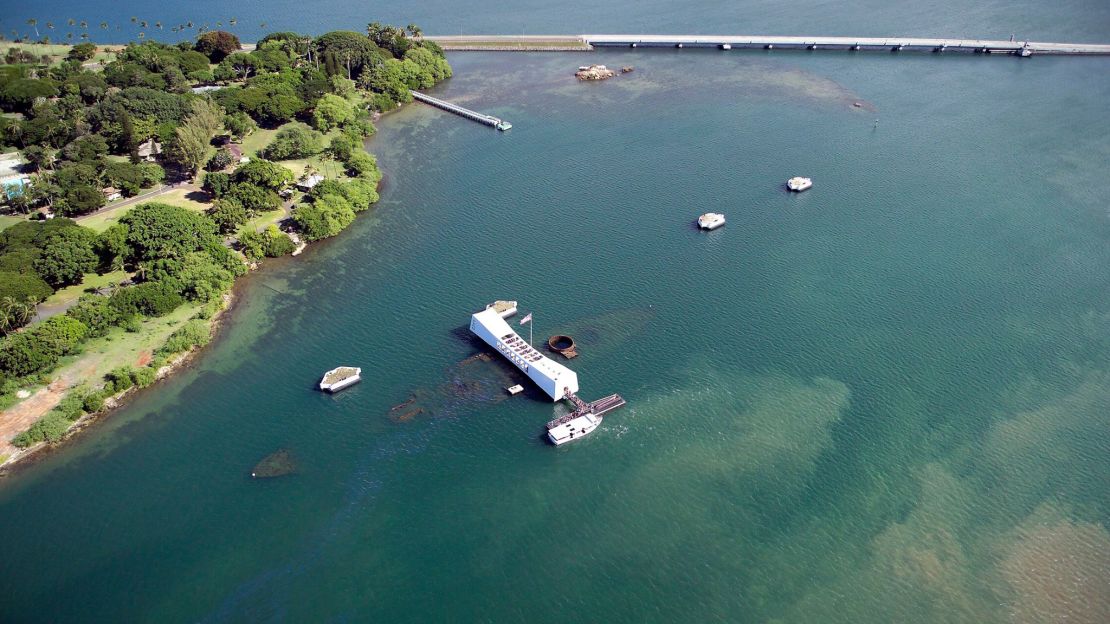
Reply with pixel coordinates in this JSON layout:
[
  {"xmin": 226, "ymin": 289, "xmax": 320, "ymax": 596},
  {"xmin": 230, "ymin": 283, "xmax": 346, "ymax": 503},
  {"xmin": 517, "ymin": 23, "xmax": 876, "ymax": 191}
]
[
  {"xmin": 319, "ymin": 366, "xmax": 361, "ymax": 393},
  {"xmin": 547, "ymin": 412, "xmax": 602, "ymax": 445},
  {"xmin": 697, "ymin": 212, "xmax": 727, "ymax": 230},
  {"xmin": 787, "ymin": 176, "xmax": 813, "ymax": 192}
]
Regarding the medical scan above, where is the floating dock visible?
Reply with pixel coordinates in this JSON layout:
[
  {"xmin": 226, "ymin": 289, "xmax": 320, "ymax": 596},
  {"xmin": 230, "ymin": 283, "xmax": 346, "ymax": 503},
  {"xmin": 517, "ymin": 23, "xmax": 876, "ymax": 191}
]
[
  {"xmin": 411, "ymin": 91, "xmax": 512, "ymax": 130},
  {"xmin": 546, "ymin": 393, "xmax": 626, "ymax": 430}
]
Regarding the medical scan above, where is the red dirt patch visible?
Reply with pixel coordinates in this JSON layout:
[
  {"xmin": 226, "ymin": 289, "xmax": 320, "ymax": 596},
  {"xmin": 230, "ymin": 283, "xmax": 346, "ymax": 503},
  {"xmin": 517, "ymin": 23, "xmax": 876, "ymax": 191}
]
[{"xmin": 136, "ymin": 351, "xmax": 152, "ymax": 367}]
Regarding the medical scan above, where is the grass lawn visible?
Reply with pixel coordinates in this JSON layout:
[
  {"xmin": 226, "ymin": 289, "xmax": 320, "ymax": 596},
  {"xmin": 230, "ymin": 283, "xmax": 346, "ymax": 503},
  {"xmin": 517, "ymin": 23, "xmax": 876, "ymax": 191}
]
[
  {"xmin": 54, "ymin": 301, "xmax": 205, "ymax": 388},
  {"xmin": 0, "ymin": 42, "xmax": 123, "ymax": 67},
  {"xmin": 240, "ymin": 121, "xmax": 343, "ymax": 164},
  {"xmin": 240, "ymin": 208, "xmax": 288, "ymax": 235},
  {"xmin": 41, "ymin": 270, "xmax": 128, "ymax": 308},
  {"xmin": 240, "ymin": 125, "xmax": 281, "ymax": 158},
  {"xmin": 79, "ymin": 188, "xmax": 210, "ymax": 232},
  {"xmin": 0, "ymin": 214, "xmax": 30, "ymax": 232},
  {"xmin": 157, "ymin": 187, "xmax": 212, "ymax": 212},
  {"xmin": 78, "ymin": 202, "xmax": 135, "ymax": 233}
]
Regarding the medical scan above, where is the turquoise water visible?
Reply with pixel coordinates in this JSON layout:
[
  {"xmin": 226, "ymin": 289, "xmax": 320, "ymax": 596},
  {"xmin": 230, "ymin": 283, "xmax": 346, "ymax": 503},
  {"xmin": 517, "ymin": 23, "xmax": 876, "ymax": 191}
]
[{"xmin": 3, "ymin": 38, "xmax": 1110, "ymax": 624}]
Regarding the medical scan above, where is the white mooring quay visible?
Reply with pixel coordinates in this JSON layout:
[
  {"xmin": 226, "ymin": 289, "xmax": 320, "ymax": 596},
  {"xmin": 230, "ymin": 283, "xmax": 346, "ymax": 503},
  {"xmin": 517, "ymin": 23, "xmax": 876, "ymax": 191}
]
[{"xmin": 411, "ymin": 91, "xmax": 512, "ymax": 130}]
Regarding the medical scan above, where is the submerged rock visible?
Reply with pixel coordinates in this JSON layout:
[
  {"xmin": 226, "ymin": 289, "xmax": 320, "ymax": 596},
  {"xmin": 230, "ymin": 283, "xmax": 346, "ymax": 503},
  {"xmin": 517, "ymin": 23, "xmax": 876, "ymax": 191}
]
[{"xmin": 251, "ymin": 449, "xmax": 297, "ymax": 478}]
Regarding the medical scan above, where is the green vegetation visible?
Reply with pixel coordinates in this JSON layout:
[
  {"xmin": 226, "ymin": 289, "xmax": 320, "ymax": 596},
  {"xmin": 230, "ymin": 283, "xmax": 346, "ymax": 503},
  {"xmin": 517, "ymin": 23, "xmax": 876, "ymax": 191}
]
[
  {"xmin": 262, "ymin": 125, "xmax": 323, "ymax": 160},
  {"xmin": 0, "ymin": 22, "xmax": 448, "ymax": 458}
]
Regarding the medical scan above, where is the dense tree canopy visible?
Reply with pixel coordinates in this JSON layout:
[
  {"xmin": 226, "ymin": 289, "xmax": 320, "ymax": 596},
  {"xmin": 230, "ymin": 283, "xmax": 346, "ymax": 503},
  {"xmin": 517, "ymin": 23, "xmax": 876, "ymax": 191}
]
[
  {"xmin": 262, "ymin": 125, "xmax": 323, "ymax": 160},
  {"xmin": 32, "ymin": 228, "xmax": 99, "ymax": 286},
  {"xmin": 118, "ymin": 202, "xmax": 219, "ymax": 263},
  {"xmin": 315, "ymin": 31, "xmax": 387, "ymax": 80},
  {"xmin": 195, "ymin": 31, "xmax": 241, "ymax": 62}
]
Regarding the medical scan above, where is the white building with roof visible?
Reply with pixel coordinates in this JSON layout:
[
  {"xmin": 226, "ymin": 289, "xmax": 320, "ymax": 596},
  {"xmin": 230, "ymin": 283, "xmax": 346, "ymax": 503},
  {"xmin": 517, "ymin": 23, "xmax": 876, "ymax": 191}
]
[{"xmin": 470, "ymin": 307, "xmax": 579, "ymax": 401}]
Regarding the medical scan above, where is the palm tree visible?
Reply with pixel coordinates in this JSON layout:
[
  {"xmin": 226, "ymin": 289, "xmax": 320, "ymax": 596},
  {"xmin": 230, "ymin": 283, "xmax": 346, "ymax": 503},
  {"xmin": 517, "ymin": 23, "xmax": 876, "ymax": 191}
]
[{"xmin": 27, "ymin": 19, "xmax": 40, "ymax": 38}]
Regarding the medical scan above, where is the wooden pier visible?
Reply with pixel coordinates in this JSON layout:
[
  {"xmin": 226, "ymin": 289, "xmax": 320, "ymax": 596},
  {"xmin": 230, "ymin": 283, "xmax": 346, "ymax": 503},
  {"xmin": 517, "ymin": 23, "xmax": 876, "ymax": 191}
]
[
  {"xmin": 411, "ymin": 91, "xmax": 512, "ymax": 130},
  {"xmin": 547, "ymin": 392, "xmax": 626, "ymax": 429}
]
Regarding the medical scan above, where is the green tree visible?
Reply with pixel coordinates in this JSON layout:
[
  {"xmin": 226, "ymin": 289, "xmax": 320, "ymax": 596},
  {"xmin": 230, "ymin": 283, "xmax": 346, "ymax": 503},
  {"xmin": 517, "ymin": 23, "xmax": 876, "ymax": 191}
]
[
  {"xmin": 0, "ymin": 272, "xmax": 52, "ymax": 303},
  {"xmin": 206, "ymin": 198, "xmax": 246, "ymax": 233},
  {"xmin": 223, "ymin": 111, "xmax": 255, "ymax": 140},
  {"xmin": 177, "ymin": 251, "xmax": 235, "ymax": 301},
  {"xmin": 228, "ymin": 182, "xmax": 280, "ymax": 214},
  {"xmin": 67, "ymin": 42, "xmax": 97, "ymax": 62},
  {"xmin": 21, "ymin": 145, "xmax": 55, "ymax": 171},
  {"xmin": 262, "ymin": 125, "xmax": 323, "ymax": 160},
  {"xmin": 118, "ymin": 202, "xmax": 218, "ymax": 263},
  {"xmin": 205, "ymin": 149, "xmax": 233, "ymax": 171},
  {"xmin": 344, "ymin": 150, "xmax": 380, "ymax": 181},
  {"xmin": 96, "ymin": 224, "xmax": 130, "ymax": 271},
  {"xmin": 312, "ymin": 93, "xmax": 354, "ymax": 132},
  {"xmin": 202, "ymin": 171, "xmax": 232, "ymax": 198},
  {"xmin": 57, "ymin": 184, "xmax": 106, "ymax": 217},
  {"xmin": 294, "ymin": 193, "xmax": 355, "ymax": 241},
  {"xmin": 108, "ymin": 281, "xmax": 183, "ymax": 316},
  {"xmin": 170, "ymin": 99, "xmax": 223, "ymax": 179},
  {"xmin": 195, "ymin": 30, "xmax": 241, "ymax": 62},
  {"xmin": 171, "ymin": 120, "xmax": 211, "ymax": 179},
  {"xmin": 314, "ymin": 31, "xmax": 385, "ymax": 80},
  {"xmin": 1, "ymin": 78, "xmax": 60, "ymax": 112},
  {"xmin": 66, "ymin": 294, "xmax": 120, "ymax": 337},
  {"xmin": 0, "ymin": 295, "xmax": 37, "ymax": 335},
  {"xmin": 0, "ymin": 332, "xmax": 58, "ymax": 377},
  {"xmin": 33, "ymin": 228, "xmax": 99, "ymax": 286},
  {"xmin": 233, "ymin": 158, "xmax": 292, "ymax": 189}
]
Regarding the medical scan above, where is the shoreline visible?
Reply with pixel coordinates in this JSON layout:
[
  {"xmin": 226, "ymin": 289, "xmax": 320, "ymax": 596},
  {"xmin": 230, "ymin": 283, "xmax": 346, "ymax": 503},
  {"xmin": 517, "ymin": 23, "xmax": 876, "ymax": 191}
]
[
  {"xmin": 0, "ymin": 290, "xmax": 237, "ymax": 476},
  {"xmin": 0, "ymin": 149, "xmax": 390, "ymax": 478}
]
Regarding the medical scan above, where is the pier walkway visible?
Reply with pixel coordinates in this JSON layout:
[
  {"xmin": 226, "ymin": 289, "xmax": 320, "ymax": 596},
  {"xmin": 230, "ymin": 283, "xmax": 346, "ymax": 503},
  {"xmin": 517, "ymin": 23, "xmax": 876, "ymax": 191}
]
[
  {"xmin": 547, "ymin": 392, "xmax": 627, "ymax": 429},
  {"xmin": 411, "ymin": 91, "xmax": 512, "ymax": 130},
  {"xmin": 426, "ymin": 34, "xmax": 1110, "ymax": 56}
]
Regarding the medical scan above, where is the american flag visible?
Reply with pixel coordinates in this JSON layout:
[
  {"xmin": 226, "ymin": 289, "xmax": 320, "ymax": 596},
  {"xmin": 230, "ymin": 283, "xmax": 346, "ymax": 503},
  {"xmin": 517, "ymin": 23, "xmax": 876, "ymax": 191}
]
[{"xmin": 519, "ymin": 313, "xmax": 533, "ymax": 325}]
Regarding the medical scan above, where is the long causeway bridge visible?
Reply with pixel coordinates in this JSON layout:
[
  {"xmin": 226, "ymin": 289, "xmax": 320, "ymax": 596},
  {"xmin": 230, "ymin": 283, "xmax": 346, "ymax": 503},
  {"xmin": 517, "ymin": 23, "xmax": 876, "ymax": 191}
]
[{"xmin": 427, "ymin": 34, "xmax": 1110, "ymax": 56}]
